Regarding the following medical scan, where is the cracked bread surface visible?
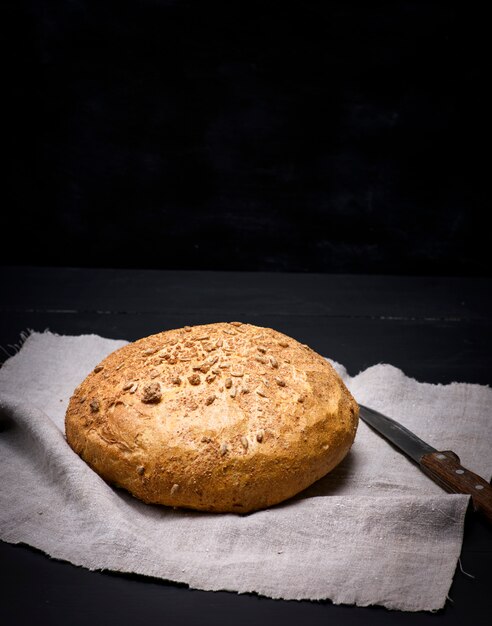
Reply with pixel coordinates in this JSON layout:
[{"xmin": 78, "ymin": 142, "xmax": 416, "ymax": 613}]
[{"xmin": 65, "ymin": 322, "xmax": 359, "ymax": 513}]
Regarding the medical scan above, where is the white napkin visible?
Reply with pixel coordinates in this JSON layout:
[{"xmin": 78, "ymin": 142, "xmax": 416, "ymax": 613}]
[{"xmin": 1, "ymin": 331, "xmax": 491, "ymax": 612}]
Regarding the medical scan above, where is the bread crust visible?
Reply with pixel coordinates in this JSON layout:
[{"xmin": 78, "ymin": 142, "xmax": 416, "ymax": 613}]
[{"xmin": 65, "ymin": 323, "xmax": 358, "ymax": 513}]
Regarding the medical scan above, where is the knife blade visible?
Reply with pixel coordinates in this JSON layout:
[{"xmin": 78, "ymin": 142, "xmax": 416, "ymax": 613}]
[{"xmin": 359, "ymin": 404, "xmax": 492, "ymax": 524}]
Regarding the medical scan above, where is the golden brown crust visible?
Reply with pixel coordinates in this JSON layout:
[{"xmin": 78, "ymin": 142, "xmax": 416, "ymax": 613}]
[{"xmin": 65, "ymin": 323, "xmax": 358, "ymax": 513}]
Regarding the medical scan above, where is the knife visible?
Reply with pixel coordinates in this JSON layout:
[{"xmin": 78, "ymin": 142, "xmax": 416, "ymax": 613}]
[{"xmin": 359, "ymin": 404, "xmax": 492, "ymax": 524}]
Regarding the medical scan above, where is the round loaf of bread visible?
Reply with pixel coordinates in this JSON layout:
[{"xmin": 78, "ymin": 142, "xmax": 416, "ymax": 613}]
[{"xmin": 65, "ymin": 323, "xmax": 358, "ymax": 513}]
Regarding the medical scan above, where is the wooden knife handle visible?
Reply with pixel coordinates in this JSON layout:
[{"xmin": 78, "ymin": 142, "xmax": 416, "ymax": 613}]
[{"xmin": 420, "ymin": 450, "xmax": 492, "ymax": 524}]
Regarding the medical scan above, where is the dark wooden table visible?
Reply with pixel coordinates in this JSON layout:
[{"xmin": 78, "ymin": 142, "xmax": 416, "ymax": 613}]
[{"xmin": 1, "ymin": 266, "xmax": 491, "ymax": 625}]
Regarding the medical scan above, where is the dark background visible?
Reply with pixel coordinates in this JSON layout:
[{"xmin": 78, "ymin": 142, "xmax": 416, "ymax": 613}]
[{"xmin": 6, "ymin": 1, "xmax": 487, "ymax": 275}]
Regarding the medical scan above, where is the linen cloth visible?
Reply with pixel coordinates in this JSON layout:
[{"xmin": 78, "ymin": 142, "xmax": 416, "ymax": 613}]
[{"xmin": 1, "ymin": 331, "xmax": 491, "ymax": 612}]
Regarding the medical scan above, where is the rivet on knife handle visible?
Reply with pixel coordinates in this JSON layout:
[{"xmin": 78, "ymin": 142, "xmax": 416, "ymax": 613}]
[{"xmin": 420, "ymin": 451, "xmax": 492, "ymax": 523}]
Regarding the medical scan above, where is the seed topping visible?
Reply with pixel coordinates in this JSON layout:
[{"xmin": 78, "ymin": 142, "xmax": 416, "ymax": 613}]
[{"xmin": 141, "ymin": 382, "xmax": 162, "ymax": 404}]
